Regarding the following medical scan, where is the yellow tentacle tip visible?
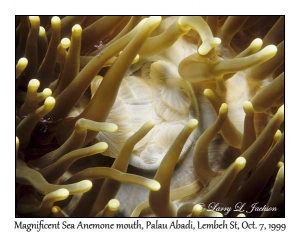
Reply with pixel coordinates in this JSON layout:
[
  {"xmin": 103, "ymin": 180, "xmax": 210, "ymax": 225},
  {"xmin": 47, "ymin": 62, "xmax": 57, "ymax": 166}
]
[
  {"xmin": 234, "ymin": 157, "xmax": 246, "ymax": 171},
  {"xmin": 277, "ymin": 105, "xmax": 284, "ymax": 121},
  {"xmin": 144, "ymin": 119, "xmax": 155, "ymax": 130},
  {"xmin": 17, "ymin": 57, "xmax": 28, "ymax": 68},
  {"xmin": 53, "ymin": 188, "xmax": 70, "ymax": 199},
  {"xmin": 77, "ymin": 180, "xmax": 93, "ymax": 193},
  {"xmin": 192, "ymin": 204, "xmax": 203, "ymax": 216},
  {"xmin": 188, "ymin": 119, "xmax": 198, "ymax": 128},
  {"xmin": 28, "ymin": 79, "xmax": 40, "ymax": 91},
  {"xmin": 108, "ymin": 199, "xmax": 120, "ymax": 211},
  {"xmin": 151, "ymin": 181, "xmax": 161, "ymax": 191},
  {"xmin": 243, "ymin": 101, "xmax": 254, "ymax": 115},
  {"xmin": 29, "ymin": 16, "xmax": 40, "ymax": 26},
  {"xmin": 198, "ymin": 38, "xmax": 221, "ymax": 55},
  {"xmin": 96, "ymin": 142, "xmax": 109, "ymax": 152},
  {"xmin": 16, "ymin": 137, "xmax": 19, "ymax": 155},
  {"xmin": 212, "ymin": 37, "xmax": 222, "ymax": 46},
  {"xmin": 42, "ymin": 88, "xmax": 52, "ymax": 99},
  {"xmin": 263, "ymin": 45, "xmax": 277, "ymax": 58},
  {"xmin": 211, "ymin": 212, "xmax": 223, "ymax": 217},
  {"xmin": 251, "ymin": 38, "xmax": 263, "ymax": 48},
  {"xmin": 61, "ymin": 38, "xmax": 71, "ymax": 49},
  {"xmin": 44, "ymin": 96, "xmax": 56, "ymax": 110},
  {"xmin": 237, "ymin": 213, "xmax": 246, "ymax": 217},
  {"xmin": 51, "ymin": 16, "xmax": 61, "ymax": 25},
  {"xmin": 111, "ymin": 124, "xmax": 119, "ymax": 132},
  {"xmin": 133, "ymin": 54, "xmax": 140, "ymax": 64},
  {"xmin": 203, "ymin": 88, "xmax": 214, "ymax": 98},
  {"xmin": 39, "ymin": 26, "xmax": 46, "ymax": 36},
  {"xmin": 148, "ymin": 16, "xmax": 162, "ymax": 24},
  {"xmin": 277, "ymin": 162, "xmax": 284, "ymax": 168},
  {"xmin": 274, "ymin": 130, "xmax": 282, "ymax": 142},
  {"xmin": 51, "ymin": 206, "xmax": 60, "ymax": 214},
  {"xmin": 265, "ymin": 44, "xmax": 277, "ymax": 53},
  {"xmin": 219, "ymin": 103, "xmax": 228, "ymax": 115},
  {"xmin": 72, "ymin": 24, "xmax": 82, "ymax": 36}
]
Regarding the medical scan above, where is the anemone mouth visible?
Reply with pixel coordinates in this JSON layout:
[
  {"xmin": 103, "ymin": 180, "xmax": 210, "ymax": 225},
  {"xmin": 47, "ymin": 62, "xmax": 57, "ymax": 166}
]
[{"xmin": 16, "ymin": 16, "xmax": 284, "ymax": 217}]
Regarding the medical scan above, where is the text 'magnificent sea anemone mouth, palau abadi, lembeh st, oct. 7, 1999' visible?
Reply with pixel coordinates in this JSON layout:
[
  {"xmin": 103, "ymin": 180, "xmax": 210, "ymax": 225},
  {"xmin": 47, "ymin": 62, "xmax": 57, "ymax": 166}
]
[{"xmin": 15, "ymin": 16, "xmax": 284, "ymax": 217}]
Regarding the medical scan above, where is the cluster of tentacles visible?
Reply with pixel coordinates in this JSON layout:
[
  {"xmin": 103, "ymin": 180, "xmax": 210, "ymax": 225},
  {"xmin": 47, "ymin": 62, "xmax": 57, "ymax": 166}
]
[{"xmin": 16, "ymin": 16, "xmax": 284, "ymax": 217}]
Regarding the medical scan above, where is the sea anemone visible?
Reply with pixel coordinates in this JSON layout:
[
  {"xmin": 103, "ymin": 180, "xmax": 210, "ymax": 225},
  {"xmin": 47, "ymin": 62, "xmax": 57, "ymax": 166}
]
[{"xmin": 16, "ymin": 16, "xmax": 284, "ymax": 217}]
